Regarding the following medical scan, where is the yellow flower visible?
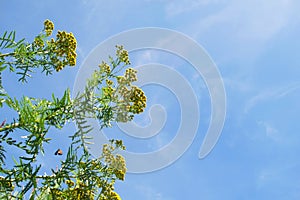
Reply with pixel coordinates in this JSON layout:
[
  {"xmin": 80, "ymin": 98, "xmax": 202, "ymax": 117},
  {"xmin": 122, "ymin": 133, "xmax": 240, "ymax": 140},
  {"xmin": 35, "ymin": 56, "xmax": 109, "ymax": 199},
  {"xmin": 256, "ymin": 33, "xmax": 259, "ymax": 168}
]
[
  {"xmin": 106, "ymin": 79, "xmax": 113, "ymax": 86},
  {"xmin": 125, "ymin": 68, "xmax": 137, "ymax": 82},
  {"xmin": 52, "ymin": 30, "xmax": 77, "ymax": 70},
  {"xmin": 44, "ymin": 19, "xmax": 54, "ymax": 36},
  {"xmin": 116, "ymin": 45, "xmax": 130, "ymax": 65},
  {"xmin": 110, "ymin": 191, "xmax": 122, "ymax": 200},
  {"xmin": 65, "ymin": 179, "xmax": 75, "ymax": 187},
  {"xmin": 99, "ymin": 61, "xmax": 111, "ymax": 74}
]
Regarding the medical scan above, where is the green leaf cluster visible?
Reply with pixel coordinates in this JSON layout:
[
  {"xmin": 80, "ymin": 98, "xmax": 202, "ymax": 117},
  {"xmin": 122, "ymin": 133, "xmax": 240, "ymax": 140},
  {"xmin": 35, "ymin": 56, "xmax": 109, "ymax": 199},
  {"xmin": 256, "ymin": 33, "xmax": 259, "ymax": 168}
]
[
  {"xmin": 0, "ymin": 20, "xmax": 146, "ymax": 199},
  {"xmin": 0, "ymin": 19, "xmax": 77, "ymax": 83}
]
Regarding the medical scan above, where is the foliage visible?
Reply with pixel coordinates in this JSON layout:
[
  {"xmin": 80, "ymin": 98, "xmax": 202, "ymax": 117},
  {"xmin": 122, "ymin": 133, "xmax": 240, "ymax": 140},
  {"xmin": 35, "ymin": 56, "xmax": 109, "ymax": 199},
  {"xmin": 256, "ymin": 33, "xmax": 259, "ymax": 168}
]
[{"xmin": 0, "ymin": 20, "xmax": 146, "ymax": 199}]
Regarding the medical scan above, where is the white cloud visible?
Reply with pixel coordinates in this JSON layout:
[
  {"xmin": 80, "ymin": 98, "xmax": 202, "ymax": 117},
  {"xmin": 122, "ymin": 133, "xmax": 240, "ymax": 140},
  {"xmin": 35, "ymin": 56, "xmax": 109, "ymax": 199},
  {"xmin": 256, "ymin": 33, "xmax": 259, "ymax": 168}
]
[
  {"xmin": 134, "ymin": 184, "xmax": 172, "ymax": 200},
  {"xmin": 132, "ymin": 50, "xmax": 155, "ymax": 66},
  {"xmin": 223, "ymin": 77, "xmax": 252, "ymax": 93},
  {"xmin": 244, "ymin": 83, "xmax": 300, "ymax": 113},
  {"xmin": 167, "ymin": 0, "xmax": 299, "ymax": 62},
  {"xmin": 177, "ymin": 0, "xmax": 295, "ymax": 39},
  {"xmin": 257, "ymin": 121, "xmax": 281, "ymax": 143},
  {"xmin": 165, "ymin": 0, "xmax": 223, "ymax": 17},
  {"xmin": 257, "ymin": 163, "xmax": 299, "ymax": 189}
]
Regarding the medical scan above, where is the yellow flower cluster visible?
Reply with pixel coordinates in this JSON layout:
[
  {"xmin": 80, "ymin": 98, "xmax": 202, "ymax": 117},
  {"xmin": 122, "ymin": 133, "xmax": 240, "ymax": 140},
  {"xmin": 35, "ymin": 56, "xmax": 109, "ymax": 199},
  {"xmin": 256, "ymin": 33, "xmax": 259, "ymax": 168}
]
[
  {"xmin": 117, "ymin": 68, "xmax": 137, "ymax": 86},
  {"xmin": 65, "ymin": 179, "xmax": 75, "ymax": 187},
  {"xmin": 124, "ymin": 68, "xmax": 137, "ymax": 82},
  {"xmin": 50, "ymin": 187, "xmax": 94, "ymax": 200},
  {"xmin": 38, "ymin": 20, "xmax": 78, "ymax": 72},
  {"xmin": 44, "ymin": 19, "xmax": 54, "ymax": 36},
  {"xmin": 0, "ymin": 176, "xmax": 14, "ymax": 190},
  {"xmin": 49, "ymin": 30, "xmax": 77, "ymax": 71},
  {"xmin": 113, "ymin": 169, "xmax": 126, "ymax": 181},
  {"xmin": 34, "ymin": 36, "xmax": 44, "ymax": 47},
  {"xmin": 111, "ymin": 155, "xmax": 126, "ymax": 180},
  {"xmin": 106, "ymin": 79, "xmax": 113, "ymax": 86},
  {"xmin": 102, "ymin": 86, "xmax": 115, "ymax": 99},
  {"xmin": 100, "ymin": 187, "xmax": 121, "ymax": 200},
  {"xmin": 55, "ymin": 31, "xmax": 77, "ymax": 68},
  {"xmin": 116, "ymin": 68, "xmax": 137, "ymax": 86},
  {"xmin": 94, "ymin": 46, "xmax": 146, "ymax": 123},
  {"xmin": 118, "ymin": 86, "xmax": 146, "ymax": 112},
  {"xmin": 116, "ymin": 45, "xmax": 130, "ymax": 65},
  {"xmin": 109, "ymin": 191, "xmax": 122, "ymax": 200},
  {"xmin": 130, "ymin": 87, "xmax": 147, "ymax": 114},
  {"xmin": 99, "ymin": 61, "xmax": 111, "ymax": 74},
  {"xmin": 102, "ymin": 144, "xmax": 127, "ymax": 181},
  {"xmin": 108, "ymin": 68, "xmax": 146, "ymax": 121},
  {"xmin": 113, "ymin": 91, "xmax": 146, "ymax": 122}
]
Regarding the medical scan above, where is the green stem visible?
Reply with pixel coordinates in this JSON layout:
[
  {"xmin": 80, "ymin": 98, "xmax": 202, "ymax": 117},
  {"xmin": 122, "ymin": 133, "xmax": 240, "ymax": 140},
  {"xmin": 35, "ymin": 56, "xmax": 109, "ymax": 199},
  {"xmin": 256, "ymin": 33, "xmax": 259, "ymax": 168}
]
[
  {"xmin": 0, "ymin": 122, "xmax": 20, "ymax": 132},
  {"xmin": 0, "ymin": 49, "xmax": 49, "ymax": 59},
  {"xmin": 0, "ymin": 52, "xmax": 15, "ymax": 58}
]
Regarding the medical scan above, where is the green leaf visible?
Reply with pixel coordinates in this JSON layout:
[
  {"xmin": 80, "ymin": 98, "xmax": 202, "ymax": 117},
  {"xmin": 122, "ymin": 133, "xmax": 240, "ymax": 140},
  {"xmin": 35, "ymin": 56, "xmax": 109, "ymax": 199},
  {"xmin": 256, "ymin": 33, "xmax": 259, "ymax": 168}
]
[
  {"xmin": 0, "ymin": 31, "xmax": 16, "ymax": 49},
  {"xmin": 0, "ymin": 65, "xmax": 6, "ymax": 72},
  {"xmin": 13, "ymin": 38, "xmax": 25, "ymax": 48},
  {"xmin": 19, "ymin": 156, "xmax": 33, "ymax": 161},
  {"xmin": 36, "ymin": 188, "xmax": 51, "ymax": 200},
  {"xmin": 0, "ymin": 31, "xmax": 7, "ymax": 48},
  {"xmin": 21, "ymin": 181, "xmax": 33, "ymax": 196}
]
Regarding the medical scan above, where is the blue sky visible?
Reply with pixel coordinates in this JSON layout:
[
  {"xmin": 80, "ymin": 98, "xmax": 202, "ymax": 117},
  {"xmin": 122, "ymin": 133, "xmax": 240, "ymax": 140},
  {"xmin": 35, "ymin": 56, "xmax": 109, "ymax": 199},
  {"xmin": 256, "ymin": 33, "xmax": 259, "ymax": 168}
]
[{"xmin": 1, "ymin": 0, "xmax": 300, "ymax": 199}]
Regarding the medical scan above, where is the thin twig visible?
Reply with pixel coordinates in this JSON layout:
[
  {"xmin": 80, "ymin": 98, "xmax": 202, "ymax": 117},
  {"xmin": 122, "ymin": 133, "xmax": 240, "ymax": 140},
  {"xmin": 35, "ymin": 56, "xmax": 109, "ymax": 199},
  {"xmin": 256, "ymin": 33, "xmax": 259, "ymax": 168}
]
[
  {"xmin": 0, "ymin": 52, "xmax": 15, "ymax": 58},
  {"xmin": 0, "ymin": 122, "xmax": 20, "ymax": 132}
]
